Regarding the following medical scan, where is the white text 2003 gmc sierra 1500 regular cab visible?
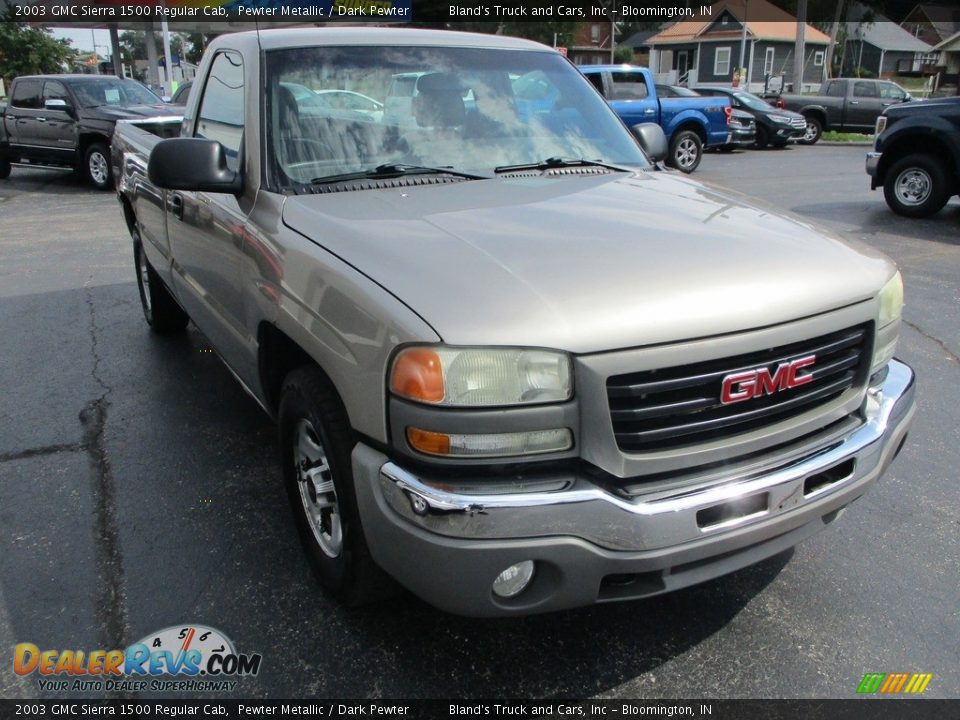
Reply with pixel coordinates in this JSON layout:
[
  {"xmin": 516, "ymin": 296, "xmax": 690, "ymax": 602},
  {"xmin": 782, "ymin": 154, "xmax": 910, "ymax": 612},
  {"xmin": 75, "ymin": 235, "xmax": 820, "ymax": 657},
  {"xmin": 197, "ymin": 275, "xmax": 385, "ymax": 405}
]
[{"xmin": 112, "ymin": 28, "xmax": 916, "ymax": 616}]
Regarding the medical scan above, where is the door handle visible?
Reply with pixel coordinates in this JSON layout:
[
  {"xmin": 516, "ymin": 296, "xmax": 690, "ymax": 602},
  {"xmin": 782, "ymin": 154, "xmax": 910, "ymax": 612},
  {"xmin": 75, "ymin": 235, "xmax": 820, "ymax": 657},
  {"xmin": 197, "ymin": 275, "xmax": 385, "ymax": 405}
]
[
  {"xmin": 644, "ymin": 108, "xmax": 656, "ymax": 114},
  {"xmin": 849, "ymin": 101, "xmax": 860, "ymax": 105},
  {"xmin": 36, "ymin": 117, "xmax": 46, "ymax": 122},
  {"xmin": 169, "ymin": 193, "xmax": 184, "ymax": 220}
]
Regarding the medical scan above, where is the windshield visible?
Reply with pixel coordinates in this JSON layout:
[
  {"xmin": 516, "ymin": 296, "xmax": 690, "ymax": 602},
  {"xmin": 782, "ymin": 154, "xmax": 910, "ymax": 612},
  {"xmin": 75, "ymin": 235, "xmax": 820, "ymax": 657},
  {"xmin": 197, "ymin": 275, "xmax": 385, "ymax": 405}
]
[
  {"xmin": 733, "ymin": 92, "xmax": 774, "ymax": 111},
  {"xmin": 265, "ymin": 45, "xmax": 649, "ymax": 190},
  {"xmin": 72, "ymin": 79, "xmax": 162, "ymax": 108}
]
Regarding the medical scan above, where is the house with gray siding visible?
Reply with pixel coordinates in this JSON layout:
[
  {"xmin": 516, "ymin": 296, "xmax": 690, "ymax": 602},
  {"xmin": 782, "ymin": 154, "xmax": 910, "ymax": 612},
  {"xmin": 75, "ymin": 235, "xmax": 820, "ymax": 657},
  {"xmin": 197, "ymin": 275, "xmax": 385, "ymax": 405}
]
[
  {"xmin": 842, "ymin": 4, "xmax": 935, "ymax": 77},
  {"xmin": 646, "ymin": 0, "xmax": 830, "ymax": 93}
]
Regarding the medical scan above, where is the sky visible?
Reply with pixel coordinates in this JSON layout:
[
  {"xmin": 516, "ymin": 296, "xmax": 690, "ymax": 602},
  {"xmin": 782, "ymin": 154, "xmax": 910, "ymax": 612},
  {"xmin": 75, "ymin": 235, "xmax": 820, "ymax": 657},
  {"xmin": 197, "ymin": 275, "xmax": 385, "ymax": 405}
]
[{"xmin": 49, "ymin": 28, "xmax": 115, "ymax": 56}]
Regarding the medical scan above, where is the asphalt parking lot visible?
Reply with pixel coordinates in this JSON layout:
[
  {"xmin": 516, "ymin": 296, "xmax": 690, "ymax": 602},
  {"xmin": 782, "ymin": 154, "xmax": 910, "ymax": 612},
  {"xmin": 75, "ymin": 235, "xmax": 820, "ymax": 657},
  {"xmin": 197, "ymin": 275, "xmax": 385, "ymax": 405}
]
[{"xmin": 0, "ymin": 144, "xmax": 958, "ymax": 700}]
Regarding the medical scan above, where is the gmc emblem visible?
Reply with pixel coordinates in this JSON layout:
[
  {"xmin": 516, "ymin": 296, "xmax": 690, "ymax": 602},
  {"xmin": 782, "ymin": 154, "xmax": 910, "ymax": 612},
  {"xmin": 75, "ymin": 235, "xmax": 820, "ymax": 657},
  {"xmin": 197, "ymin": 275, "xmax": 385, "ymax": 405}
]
[{"xmin": 720, "ymin": 355, "xmax": 817, "ymax": 405}]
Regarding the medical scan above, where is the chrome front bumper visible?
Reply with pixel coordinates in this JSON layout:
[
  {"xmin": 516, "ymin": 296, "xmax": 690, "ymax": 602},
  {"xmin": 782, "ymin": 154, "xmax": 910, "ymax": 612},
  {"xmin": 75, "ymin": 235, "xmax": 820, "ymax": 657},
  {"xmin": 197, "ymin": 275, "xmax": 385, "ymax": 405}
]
[
  {"xmin": 866, "ymin": 151, "xmax": 882, "ymax": 188},
  {"xmin": 352, "ymin": 360, "xmax": 915, "ymax": 616}
]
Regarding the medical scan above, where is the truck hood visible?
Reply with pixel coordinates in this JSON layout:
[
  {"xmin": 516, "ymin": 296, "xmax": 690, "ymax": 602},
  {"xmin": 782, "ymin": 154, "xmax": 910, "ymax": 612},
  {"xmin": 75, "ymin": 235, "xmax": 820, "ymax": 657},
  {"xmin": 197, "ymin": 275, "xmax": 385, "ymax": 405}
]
[{"xmin": 282, "ymin": 171, "xmax": 892, "ymax": 353}]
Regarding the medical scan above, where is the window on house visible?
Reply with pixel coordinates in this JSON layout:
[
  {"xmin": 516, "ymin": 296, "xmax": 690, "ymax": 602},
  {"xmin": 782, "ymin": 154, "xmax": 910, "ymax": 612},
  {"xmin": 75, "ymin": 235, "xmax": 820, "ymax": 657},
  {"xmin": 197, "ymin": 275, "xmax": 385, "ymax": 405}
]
[
  {"xmin": 591, "ymin": 25, "xmax": 600, "ymax": 44},
  {"xmin": 764, "ymin": 48, "xmax": 775, "ymax": 76},
  {"xmin": 714, "ymin": 47, "xmax": 731, "ymax": 76},
  {"xmin": 813, "ymin": 51, "xmax": 824, "ymax": 67}
]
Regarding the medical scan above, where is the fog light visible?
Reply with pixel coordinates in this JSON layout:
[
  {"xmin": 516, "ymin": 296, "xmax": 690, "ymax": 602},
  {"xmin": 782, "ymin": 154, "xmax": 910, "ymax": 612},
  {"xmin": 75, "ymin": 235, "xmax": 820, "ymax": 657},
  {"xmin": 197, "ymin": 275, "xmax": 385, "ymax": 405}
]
[
  {"xmin": 407, "ymin": 427, "xmax": 572, "ymax": 458},
  {"xmin": 492, "ymin": 561, "xmax": 535, "ymax": 599}
]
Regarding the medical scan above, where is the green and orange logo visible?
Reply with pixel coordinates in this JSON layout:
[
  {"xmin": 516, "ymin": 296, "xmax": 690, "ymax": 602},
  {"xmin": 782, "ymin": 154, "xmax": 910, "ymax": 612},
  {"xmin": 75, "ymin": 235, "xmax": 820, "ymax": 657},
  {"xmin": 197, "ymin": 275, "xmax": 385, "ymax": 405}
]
[{"xmin": 857, "ymin": 673, "xmax": 933, "ymax": 694}]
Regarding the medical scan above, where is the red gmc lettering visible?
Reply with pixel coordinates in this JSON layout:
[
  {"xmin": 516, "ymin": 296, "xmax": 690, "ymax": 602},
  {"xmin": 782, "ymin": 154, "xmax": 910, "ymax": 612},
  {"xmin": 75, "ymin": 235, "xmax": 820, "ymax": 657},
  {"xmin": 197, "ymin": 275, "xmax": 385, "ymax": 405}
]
[{"xmin": 721, "ymin": 355, "xmax": 816, "ymax": 405}]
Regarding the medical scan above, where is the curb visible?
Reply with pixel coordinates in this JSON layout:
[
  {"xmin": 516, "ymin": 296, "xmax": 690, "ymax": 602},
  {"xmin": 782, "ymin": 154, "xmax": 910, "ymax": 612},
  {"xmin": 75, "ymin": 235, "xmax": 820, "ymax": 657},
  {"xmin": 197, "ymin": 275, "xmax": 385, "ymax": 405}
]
[{"xmin": 816, "ymin": 141, "xmax": 873, "ymax": 146}]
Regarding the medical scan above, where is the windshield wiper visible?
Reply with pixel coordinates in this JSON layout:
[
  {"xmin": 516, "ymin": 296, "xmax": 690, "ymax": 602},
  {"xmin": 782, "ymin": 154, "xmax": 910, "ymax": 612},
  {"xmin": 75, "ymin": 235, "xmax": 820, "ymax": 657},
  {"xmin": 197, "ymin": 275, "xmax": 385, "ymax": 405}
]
[
  {"xmin": 311, "ymin": 164, "xmax": 488, "ymax": 185},
  {"xmin": 493, "ymin": 157, "xmax": 632, "ymax": 174}
]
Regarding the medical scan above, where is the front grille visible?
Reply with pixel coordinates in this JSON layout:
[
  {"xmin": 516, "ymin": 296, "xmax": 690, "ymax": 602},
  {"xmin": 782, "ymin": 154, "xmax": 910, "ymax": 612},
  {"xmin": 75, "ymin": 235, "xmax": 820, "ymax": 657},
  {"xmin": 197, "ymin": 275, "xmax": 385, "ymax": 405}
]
[
  {"xmin": 789, "ymin": 117, "xmax": 806, "ymax": 130},
  {"xmin": 607, "ymin": 324, "xmax": 872, "ymax": 452}
]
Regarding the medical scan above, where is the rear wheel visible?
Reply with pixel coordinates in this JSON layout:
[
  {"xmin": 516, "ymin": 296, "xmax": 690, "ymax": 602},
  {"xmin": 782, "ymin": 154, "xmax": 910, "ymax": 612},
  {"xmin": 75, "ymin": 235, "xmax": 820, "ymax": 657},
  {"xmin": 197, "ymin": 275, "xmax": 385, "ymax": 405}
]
[
  {"xmin": 279, "ymin": 366, "xmax": 389, "ymax": 606},
  {"xmin": 883, "ymin": 153, "xmax": 951, "ymax": 218},
  {"xmin": 84, "ymin": 142, "xmax": 112, "ymax": 190},
  {"xmin": 134, "ymin": 230, "xmax": 189, "ymax": 333},
  {"xmin": 0, "ymin": 158, "xmax": 10, "ymax": 179},
  {"xmin": 667, "ymin": 130, "xmax": 703, "ymax": 173},
  {"xmin": 798, "ymin": 116, "xmax": 822, "ymax": 145}
]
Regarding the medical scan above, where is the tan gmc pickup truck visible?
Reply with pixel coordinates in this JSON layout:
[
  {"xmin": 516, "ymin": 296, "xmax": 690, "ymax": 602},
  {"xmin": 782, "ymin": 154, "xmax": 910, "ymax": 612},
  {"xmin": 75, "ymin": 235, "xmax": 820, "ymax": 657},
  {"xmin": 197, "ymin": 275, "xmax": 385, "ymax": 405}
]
[{"xmin": 112, "ymin": 27, "xmax": 916, "ymax": 616}]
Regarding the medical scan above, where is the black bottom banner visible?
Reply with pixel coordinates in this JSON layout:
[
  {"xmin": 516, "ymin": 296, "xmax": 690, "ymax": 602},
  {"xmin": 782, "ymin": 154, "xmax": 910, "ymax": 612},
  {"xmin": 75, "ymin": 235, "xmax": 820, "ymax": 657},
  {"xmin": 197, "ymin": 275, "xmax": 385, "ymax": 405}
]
[{"xmin": 0, "ymin": 700, "xmax": 958, "ymax": 720}]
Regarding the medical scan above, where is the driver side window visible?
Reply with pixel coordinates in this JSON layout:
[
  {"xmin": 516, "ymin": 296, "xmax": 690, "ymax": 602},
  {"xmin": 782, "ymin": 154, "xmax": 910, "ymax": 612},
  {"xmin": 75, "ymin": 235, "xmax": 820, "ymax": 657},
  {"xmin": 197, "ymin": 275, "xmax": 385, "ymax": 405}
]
[{"xmin": 196, "ymin": 51, "xmax": 244, "ymax": 172}]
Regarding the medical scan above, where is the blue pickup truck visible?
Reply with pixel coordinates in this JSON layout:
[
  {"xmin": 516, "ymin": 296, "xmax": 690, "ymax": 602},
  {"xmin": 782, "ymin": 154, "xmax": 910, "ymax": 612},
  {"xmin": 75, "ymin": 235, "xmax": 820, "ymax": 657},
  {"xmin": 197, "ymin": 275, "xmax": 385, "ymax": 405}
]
[{"xmin": 579, "ymin": 65, "xmax": 731, "ymax": 173}]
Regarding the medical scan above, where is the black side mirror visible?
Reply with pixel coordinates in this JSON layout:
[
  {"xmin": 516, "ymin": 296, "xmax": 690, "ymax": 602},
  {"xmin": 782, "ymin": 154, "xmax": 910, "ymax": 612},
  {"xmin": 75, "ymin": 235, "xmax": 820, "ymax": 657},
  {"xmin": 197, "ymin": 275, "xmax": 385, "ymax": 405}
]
[
  {"xmin": 148, "ymin": 138, "xmax": 242, "ymax": 194},
  {"xmin": 630, "ymin": 123, "xmax": 668, "ymax": 163}
]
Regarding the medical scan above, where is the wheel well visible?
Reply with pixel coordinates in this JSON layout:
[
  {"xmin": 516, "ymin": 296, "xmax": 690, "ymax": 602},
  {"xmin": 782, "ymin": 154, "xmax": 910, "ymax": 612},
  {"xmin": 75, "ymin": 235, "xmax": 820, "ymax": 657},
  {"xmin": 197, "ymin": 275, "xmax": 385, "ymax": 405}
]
[
  {"xmin": 878, "ymin": 135, "xmax": 956, "ymax": 185},
  {"xmin": 801, "ymin": 109, "xmax": 826, "ymax": 127},
  {"xmin": 674, "ymin": 122, "xmax": 706, "ymax": 145},
  {"xmin": 258, "ymin": 323, "xmax": 335, "ymax": 416},
  {"xmin": 78, "ymin": 133, "xmax": 110, "ymax": 158}
]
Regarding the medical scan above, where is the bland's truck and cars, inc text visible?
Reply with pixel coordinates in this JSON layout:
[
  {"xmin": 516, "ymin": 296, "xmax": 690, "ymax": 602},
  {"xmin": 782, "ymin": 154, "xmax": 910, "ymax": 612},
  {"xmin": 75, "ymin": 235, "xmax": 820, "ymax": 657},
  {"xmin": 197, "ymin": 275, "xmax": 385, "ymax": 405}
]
[{"xmin": 111, "ymin": 27, "xmax": 915, "ymax": 617}]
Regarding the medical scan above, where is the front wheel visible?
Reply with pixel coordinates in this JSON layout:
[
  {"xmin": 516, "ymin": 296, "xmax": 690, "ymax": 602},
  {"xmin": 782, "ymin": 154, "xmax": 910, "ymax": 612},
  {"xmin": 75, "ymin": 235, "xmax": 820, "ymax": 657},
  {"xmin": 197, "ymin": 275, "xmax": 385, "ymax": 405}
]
[
  {"xmin": 667, "ymin": 130, "xmax": 703, "ymax": 173},
  {"xmin": 84, "ymin": 142, "xmax": 112, "ymax": 190},
  {"xmin": 279, "ymin": 366, "xmax": 389, "ymax": 606},
  {"xmin": 883, "ymin": 154, "xmax": 951, "ymax": 218},
  {"xmin": 134, "ymin": 230, "xmax": 189, "ymax": 333},
  {"xmin": 0, "ymin": 158, "xmax": 10, "ymax": 180},
  {"xmin": 754, "ymin": 125, "xmax": 769, "ymax": 149},
  {"xmin": 798, "ymin": 116, "xmax": 822, "ymax": 145}
]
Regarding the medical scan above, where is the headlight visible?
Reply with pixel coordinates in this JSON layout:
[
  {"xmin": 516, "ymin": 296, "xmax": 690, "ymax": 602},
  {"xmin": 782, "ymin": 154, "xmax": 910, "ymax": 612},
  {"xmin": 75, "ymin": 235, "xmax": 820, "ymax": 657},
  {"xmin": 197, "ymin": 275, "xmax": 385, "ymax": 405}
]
[
  {"xmin": 878, "ymin": 271, "xmax": 904, "ymax": 327},
  {"xmin": 390, "ymin": 346, "xmax": 572, "ymax": 407},
  {"xmin": 872, "ymin": 271, "xmax": 904, "ymax": 373},
  {"xmin": 769, "ymin": 114, "xmax": 792, "ymax": 124}
]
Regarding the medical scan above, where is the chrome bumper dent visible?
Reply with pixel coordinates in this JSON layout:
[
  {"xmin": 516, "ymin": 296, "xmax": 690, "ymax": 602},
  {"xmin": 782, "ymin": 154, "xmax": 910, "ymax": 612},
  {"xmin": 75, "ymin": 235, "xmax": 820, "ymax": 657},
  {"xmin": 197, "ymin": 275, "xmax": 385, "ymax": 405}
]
[{"xmin": 374, "ymin": 360, "xmax": 915, "ymax": 553}]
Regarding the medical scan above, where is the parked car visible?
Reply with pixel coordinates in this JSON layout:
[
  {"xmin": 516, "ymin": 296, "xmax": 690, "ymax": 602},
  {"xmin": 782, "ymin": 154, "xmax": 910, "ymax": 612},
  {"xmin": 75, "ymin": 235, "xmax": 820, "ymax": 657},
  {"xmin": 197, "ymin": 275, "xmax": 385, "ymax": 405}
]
[
  {"xmin": 581, "ymin": 65, "xmax": 731, "ymax": 173},
  {"xmin": 695, "ymin": 86, "xmax": 806, "ymax": 149},
  {"xmin": 768, "ymin": 78, "xmax": 912, "ymax": 145},
  {"xmin": 657, "ymin": 85, "xmax": 755, "ymax": 151},
  {"xmin": 866, "ymin": 96, "xmax": 960, "ymax": 217},
  {"xmin": 0, "ymin": 74, "xmax": 178, "ymax": 188},
  {"xmin": 113, "ymin": 28, "xmax": 915, "ymax": 617}
]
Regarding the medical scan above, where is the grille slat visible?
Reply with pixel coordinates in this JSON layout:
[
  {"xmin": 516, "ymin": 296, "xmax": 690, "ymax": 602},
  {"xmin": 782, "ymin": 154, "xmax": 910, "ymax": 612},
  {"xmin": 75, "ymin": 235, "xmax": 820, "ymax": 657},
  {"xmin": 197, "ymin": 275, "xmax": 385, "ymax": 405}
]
[{"xmin": 607, "ymin": 324, "xmax": 871, "ymax": 452}]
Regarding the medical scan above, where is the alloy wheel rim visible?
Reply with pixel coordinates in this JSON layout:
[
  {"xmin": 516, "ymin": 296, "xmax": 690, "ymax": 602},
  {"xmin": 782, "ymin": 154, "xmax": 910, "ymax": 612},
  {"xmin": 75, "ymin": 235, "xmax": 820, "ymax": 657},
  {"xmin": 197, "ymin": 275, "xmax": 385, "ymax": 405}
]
[
  {"xmin": 294, "ymin": 419, "xmax": 342, "ymax": 558},
  {"xmin": 803, "ymin": 121, "xmax": 818, "ymax": 142},
  {"xmin": 894, "ymin": 168, "xmax": 932, "ymax": 207},
  {"xmin": 676, "ymin": 138, "xmax": 699, "ymax": 169},
  {"xmin": 89, "ymin": 152, "xmax": 108, "ymax": 185}
]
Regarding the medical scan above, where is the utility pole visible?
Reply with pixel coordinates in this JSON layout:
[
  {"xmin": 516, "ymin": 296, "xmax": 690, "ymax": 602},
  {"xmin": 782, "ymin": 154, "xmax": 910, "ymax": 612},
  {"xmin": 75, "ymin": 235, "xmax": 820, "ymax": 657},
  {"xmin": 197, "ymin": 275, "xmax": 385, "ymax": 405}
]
[
  {"xmin": 738, "ymin": 0, "xmax": 749, "ymax": 80},
  {"xmin": 793, "ymin": 0, "xmax": 807, "ymax": 92}
]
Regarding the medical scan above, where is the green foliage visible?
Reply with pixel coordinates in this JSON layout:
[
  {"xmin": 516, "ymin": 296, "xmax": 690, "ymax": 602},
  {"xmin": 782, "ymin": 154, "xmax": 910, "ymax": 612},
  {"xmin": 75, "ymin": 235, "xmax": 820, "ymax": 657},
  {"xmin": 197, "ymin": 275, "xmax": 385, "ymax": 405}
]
[
  {"xmin": 614, "ymin": 46, "xmax": 635, "ymax": 64},
  {"xmin": 0, "ymin": 9, "xmax": 75, "ymax": 87}
]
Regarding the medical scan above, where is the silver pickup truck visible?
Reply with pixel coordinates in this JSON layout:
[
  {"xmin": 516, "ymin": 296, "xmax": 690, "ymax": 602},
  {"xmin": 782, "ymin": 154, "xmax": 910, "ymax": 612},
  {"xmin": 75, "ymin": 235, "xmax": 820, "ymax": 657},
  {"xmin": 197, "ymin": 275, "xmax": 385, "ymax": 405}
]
[{"xmin": 113, "ymin": 28, "xmax": 916, "ymax": 617}]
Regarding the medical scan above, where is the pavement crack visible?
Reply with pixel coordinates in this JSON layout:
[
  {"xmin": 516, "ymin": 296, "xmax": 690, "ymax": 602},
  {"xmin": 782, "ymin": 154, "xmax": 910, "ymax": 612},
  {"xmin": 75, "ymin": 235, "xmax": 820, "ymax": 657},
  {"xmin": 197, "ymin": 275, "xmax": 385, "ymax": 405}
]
[
  {"xmin": 0, "ymin": 443, "xmax": 88, "ymax": 464},
  {"xmin": 903, "ymin": 319, "xmax": 960, "ymax": 366},
  {"xmin": 81, "ymin": 280, "xmax": 130, "ymax": 691}
]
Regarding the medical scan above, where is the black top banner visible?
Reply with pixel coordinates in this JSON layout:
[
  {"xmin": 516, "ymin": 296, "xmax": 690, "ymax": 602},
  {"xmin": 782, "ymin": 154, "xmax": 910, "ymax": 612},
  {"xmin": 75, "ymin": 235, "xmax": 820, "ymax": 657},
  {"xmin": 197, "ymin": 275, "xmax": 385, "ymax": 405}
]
[{"xmin": 0, "ymin": 0, "xmax": 917, "ymax": 24}]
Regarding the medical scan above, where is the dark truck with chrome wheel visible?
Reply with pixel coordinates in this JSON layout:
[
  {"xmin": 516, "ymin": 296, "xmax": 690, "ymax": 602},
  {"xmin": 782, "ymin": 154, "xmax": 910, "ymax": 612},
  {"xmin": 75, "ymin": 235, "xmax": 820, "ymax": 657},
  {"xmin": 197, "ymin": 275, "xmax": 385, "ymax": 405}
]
[
  {"xmin": 0, "ymin": 74, "xmax": 177, "ymax": 189},
  {"xmin": 113, "ymin": 28, "xmax": 915, "ymax": 617},
  {"xmin": 866, "ymin": 96, "xmax": 960, "ymax": 217}
]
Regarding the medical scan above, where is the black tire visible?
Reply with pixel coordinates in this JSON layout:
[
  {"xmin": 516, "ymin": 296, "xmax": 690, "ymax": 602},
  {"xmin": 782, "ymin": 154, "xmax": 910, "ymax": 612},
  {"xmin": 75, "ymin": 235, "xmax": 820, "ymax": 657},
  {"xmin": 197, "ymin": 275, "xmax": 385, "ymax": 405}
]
[
  {"xmin": 754, "ymin": 125, "xmax": 769, "ymax": 150},
  {"xmin": 0, "ymin": 158, "xmax": 10, "ymax": 180},
  {"xmin": 883, "ymin": 153, "xmax": 951, "ymax": 219},
  {"xmin": 84, "ymin": 141, "xmax": 113, "ymax": 190},
  {"xmin": 798, "ymin": 116, "xmax": 822, "ymax": 145},
  {"xmin": 666, "ymin": 129, "xmax": 703, "ymax": 174},
  {"xmin": 718, "ymin": 144, "xmax": 736, "ymax": 153},
  {"xmin": 279, "ymin": 366, "xmax": 389, "ymax": 606},
  {"xmin": 134, "ymin": 230, "xmax": 189, "ymax": 333},
  {"xmin": 771, "ymin": 138, "xmax": 789, "ymax": 148}
]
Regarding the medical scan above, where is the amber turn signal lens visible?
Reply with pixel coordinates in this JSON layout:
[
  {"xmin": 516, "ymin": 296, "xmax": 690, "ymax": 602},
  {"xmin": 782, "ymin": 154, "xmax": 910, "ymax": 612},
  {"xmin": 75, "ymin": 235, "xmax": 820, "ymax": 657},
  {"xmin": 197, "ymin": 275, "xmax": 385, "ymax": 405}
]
[
  {"xmin": 407, "ymin": 428, "xmax": 451, "ymax": 456},
  {"xmin": 390, "ymin": 348, "xmax": 445, "ymax": 403}
]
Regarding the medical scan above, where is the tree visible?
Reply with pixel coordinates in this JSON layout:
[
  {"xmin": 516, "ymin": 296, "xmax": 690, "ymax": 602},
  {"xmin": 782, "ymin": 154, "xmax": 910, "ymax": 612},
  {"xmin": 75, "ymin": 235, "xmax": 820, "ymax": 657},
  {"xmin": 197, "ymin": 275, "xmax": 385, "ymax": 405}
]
[{"xmin": 0, "ymin": 10, "xmax": 75, "ymax": 88}]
